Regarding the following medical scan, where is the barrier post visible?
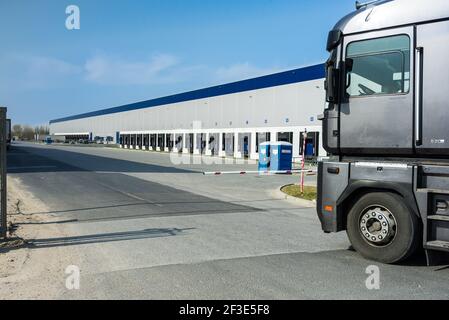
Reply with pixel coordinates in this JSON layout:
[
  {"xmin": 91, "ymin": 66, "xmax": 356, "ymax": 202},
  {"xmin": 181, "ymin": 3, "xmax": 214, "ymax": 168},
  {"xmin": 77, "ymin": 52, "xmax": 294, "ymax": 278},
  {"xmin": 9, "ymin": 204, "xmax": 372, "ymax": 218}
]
[{"xmin": 300, "ymin": 130, "xmax": 307, "ymax": 194}]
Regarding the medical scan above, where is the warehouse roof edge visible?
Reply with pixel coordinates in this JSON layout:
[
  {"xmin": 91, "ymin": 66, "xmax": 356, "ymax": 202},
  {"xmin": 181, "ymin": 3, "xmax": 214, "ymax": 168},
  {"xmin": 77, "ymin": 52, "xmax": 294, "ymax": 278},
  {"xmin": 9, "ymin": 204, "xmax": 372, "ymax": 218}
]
[{"xmin": 50, "ymin": 63, "xmax": 325, "ymax": 124}]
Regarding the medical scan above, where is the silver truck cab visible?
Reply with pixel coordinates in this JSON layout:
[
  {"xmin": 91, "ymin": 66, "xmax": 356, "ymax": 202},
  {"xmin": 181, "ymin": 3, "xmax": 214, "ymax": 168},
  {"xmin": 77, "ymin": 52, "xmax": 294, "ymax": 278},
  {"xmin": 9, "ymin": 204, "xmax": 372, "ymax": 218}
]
[{"xmin": 318, "ymin": 0, "xmax": 449, "ymax": 264}]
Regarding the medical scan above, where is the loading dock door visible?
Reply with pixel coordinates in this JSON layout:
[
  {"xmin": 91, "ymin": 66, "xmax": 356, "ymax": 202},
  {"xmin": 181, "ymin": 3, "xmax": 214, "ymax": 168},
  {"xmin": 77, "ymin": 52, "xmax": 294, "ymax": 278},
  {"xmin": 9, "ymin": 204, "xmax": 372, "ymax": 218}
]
[
  {"xmin": 224, "ymin": 133, "xmax": 234, "ymax": 157},
  {"xmin": 300, "ymin": 132, "xmax": 319, "ymax": 158},
  {"xmin": 137, "ymin": 134, "xmax": 142, "ymax": 148},
  {"xmin": 238, "ymin": 133, "xmax": 251, "ymax": 158},
  {"xmin": 186, "ymin": 133, "xmax": 194, "ymax": 153},
  {"xmin": 175, "ymin": 134, "xmax": 183, "ymax": 152},
  {"xmin": 166, "ymin": 134, "xmax": 173, "ymax": 151},
  {"xmin": 277, "ymin": 132, "xmax": 293, "ymax": 143},
  {"xmin": 209, "ymin": 133, "xmax": 219, "ymax": 156},
  {"xmin": 158, "ymin": 134, "xmax": 165, "ymax": 150},
  {"xmin": 143, "ymin": 134, "xmax": 149, "ymax": 149},
  {"xmin": 256, "ymin": 132, "xmax": 270, "ymax": 153},
  {"xmin": 197, "ymin": 133, "xmax": 206, "ymax": 154},
  {"xmin": 150, "ymin": 134, "xmax": 157, "ymax": 150}
]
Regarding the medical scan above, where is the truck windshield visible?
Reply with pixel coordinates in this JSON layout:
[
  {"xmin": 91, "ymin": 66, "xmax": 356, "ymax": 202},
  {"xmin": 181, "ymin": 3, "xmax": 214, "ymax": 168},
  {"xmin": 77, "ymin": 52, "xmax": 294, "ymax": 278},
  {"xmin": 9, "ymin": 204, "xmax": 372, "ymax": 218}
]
[{"xmin": 346, "ymin": 35, "xmax": 410, "ymax": 97}]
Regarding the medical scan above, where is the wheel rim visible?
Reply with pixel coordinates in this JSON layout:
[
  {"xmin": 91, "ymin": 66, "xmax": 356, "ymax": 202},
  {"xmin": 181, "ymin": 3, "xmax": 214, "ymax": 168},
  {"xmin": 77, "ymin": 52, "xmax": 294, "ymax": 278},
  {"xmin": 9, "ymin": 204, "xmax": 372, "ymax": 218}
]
[{"xmin": 359, "ymin": 205, "xmax": 397, "ymax": 247}]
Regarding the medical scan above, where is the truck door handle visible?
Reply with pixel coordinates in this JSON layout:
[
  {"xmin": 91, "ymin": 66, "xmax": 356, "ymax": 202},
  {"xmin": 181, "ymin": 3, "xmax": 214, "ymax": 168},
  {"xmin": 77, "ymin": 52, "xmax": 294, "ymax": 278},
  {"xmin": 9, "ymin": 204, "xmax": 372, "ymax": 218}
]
[{"xmin": 415, "ymin": 47, "xmax": 423, "ymax": 145}]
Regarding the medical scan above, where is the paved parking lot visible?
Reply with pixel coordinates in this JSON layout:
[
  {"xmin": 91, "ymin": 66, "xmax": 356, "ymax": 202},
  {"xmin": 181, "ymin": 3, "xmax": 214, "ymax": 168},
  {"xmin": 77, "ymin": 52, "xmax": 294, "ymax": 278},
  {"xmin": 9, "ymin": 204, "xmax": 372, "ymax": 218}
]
[{"xmin": 6, "ymin": 142, "xmax": 449, "ymax": 299}]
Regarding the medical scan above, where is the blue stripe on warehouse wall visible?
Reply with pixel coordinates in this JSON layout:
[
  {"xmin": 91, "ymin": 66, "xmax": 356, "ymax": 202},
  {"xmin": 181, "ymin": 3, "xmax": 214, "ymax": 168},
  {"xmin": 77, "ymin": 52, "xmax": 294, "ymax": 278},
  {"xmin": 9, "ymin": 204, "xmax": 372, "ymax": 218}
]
[{"xmin": 50, "ymin": 63, "xmax": 325, "ymax": 124}]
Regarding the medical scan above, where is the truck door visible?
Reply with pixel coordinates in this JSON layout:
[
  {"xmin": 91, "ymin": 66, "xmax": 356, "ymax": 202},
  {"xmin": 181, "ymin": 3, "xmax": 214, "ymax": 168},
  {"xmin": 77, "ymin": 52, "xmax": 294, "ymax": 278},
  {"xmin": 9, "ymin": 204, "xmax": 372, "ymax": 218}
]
[
  {"xmin": 416, "ymin": 21, "xmax": 449, "ymax": 156},
  {"xmin": 340, "ymin": 27, "xmax": 414, "ymax": 155}
]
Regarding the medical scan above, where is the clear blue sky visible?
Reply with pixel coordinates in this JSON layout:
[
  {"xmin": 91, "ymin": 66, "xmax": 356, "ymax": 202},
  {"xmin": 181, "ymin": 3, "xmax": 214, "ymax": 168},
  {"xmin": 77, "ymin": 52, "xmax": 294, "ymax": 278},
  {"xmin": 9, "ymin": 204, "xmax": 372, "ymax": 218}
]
[{"xmin": 0, "ymin": 0, "xmax": 355, "ymax": 125}]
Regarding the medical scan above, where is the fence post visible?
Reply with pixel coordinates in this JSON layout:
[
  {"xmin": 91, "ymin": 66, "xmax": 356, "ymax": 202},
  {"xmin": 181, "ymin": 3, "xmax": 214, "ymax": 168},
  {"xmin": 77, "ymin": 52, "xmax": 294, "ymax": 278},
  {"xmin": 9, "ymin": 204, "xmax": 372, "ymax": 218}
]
[{"xmin": 0, "ymin": 107, "xmax": 7, "ymax": 239}]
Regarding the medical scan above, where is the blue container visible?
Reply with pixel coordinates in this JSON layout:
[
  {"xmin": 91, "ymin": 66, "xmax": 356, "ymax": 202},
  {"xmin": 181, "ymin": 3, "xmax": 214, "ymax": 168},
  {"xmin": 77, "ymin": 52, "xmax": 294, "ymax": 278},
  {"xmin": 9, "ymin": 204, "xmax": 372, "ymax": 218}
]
[
  {"xmin": 258, "ymin": 142, "xmax": 270, "ymax": 171},
  {"xmin": 270, "ymin": 142, "xmax": 293, "ymax": 171}
]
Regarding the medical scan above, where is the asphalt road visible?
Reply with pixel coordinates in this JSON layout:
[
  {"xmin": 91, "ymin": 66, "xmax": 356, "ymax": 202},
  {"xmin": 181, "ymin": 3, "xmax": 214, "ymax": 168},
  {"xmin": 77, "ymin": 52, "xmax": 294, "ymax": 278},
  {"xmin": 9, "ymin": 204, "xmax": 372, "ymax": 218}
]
[{"xmin": 7, "ymin": 142, "xmax": 449, "ymax": 299}]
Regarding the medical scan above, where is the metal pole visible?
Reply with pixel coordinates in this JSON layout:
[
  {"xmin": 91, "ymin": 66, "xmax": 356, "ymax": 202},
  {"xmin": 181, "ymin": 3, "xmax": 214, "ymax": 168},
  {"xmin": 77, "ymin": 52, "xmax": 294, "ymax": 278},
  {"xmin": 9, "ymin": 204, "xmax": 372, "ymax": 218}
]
[
  {"xmin": 300, "ymin": 130, "xmax": 307, "ymax": 194},
  {"xmin": 0, "ymin": 107, "xmax": 7, "ymax": 239}
]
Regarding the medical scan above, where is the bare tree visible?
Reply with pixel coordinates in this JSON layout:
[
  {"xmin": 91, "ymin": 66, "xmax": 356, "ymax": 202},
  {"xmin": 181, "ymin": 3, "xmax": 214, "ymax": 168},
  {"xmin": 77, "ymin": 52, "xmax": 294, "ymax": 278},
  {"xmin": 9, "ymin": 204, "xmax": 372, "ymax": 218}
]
[
  {"xmin": 12, "ymin": 123, "xmax": 50, "ymax": 141},
  {"xmin": 22, "ymin": 125, "xmax": 35, "ymax": 141},
  {"xmin": 12, "ymin": 124, "xmax": 23, "ymax": 138},
  {"xmin": 35, "ymin": 125, "xmax": 49, "ymax": 136}
]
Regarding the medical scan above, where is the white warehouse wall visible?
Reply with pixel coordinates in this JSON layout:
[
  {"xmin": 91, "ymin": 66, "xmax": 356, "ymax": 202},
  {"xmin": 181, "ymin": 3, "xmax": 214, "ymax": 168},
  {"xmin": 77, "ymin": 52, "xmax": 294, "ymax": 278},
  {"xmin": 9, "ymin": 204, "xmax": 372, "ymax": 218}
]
[{"xmin": 50, "ymin": 64, "xmax": 327, "ymax": 160}]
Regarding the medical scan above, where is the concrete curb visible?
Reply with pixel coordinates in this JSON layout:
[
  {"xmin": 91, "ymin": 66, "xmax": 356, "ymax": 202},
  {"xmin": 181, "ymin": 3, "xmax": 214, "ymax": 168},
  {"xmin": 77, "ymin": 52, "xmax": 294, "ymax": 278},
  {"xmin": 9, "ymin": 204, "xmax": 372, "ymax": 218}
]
[{"xmin": 272, "ymin": 184, "xmax": 316, "ymax": 208}]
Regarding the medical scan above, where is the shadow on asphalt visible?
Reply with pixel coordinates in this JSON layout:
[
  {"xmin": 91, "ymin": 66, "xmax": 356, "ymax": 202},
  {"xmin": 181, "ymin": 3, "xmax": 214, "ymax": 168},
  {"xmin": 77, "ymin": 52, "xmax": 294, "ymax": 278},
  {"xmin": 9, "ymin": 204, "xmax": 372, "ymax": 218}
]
[
  {"xmin": 7, "ymin": 145, "xmax": 194, "ymax": 174},
  {"xmin": 25, "ymin": 227, "xmax": 195, "ymax": 249},
  {"xmin": 15, "ymin": 206, "xmax": 262, "ymax": 224},
  {"xmin": 346, "ymin": 244, "xmax": 431, "ymax": 267},
  {"xmin": 309, "ymin": 247, "xmax": 448, "ymax": 268},
  {"xmin": 1, "ymin": 228, "xmax": 194, "ymax": 252},
  {"xmin": 15, "ymin": 198, "xmax": 299, "ymax": 218},
  {"xmin": 8, "ymin": 144, "xmax": 264, "ymax": 223}
]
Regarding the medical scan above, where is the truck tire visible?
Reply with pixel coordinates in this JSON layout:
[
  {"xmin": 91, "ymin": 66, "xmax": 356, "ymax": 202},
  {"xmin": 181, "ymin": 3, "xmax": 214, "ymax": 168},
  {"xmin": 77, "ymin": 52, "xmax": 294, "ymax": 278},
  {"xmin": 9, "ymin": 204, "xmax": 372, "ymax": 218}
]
[{"xmin": 346, "ymin": 192, "xmax": 421, "ymax": 264}]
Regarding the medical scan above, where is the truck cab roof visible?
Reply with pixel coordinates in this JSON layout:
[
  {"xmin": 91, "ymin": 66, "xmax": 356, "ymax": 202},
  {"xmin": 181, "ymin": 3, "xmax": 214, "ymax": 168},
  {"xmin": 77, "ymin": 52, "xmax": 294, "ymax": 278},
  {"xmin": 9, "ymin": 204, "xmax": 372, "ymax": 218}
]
[{"xmin": 332, "ymin": 0, "xmax": 449, "ymax": 35}]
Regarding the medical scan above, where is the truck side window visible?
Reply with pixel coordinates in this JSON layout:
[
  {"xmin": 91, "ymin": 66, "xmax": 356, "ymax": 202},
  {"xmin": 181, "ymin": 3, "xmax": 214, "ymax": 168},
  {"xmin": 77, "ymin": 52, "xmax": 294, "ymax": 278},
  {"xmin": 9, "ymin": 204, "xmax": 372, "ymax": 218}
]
[{"xmin": 346, "ymin": 35, "xmax": 410, "ymax": 97}]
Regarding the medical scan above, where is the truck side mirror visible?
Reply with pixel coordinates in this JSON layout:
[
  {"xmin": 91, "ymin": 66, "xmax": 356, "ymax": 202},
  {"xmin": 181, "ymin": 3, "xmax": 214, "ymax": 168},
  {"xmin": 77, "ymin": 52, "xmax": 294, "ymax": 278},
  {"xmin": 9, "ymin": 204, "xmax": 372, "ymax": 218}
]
[{"xmin": 325, "ymin": 62, "xmax": 340, "ymax": 104}]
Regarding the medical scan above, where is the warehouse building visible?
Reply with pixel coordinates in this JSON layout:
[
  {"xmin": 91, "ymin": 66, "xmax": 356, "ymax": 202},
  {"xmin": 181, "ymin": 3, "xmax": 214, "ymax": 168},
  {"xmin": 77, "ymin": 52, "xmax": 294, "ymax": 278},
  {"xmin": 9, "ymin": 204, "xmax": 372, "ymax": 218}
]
[{"xmin": 49, "ymin": 63, "xmax": 326, "ymax": 161}]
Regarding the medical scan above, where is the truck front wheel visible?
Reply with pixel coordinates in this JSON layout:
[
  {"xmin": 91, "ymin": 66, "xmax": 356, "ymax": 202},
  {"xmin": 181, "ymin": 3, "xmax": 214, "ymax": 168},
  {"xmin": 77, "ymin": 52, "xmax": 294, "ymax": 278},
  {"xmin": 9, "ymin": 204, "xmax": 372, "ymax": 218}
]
[{"xmin": 346, "ymin": 192, "xmax": 421, "ymax": 264}]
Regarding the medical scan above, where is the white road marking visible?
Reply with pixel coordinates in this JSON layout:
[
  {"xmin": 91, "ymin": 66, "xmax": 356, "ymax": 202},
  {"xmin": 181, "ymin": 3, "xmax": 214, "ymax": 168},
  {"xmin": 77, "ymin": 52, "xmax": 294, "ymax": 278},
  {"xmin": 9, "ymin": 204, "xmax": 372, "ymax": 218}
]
[{"xmin": 96, "ymin": 181, "xmax": 164, "ymax": 207}]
